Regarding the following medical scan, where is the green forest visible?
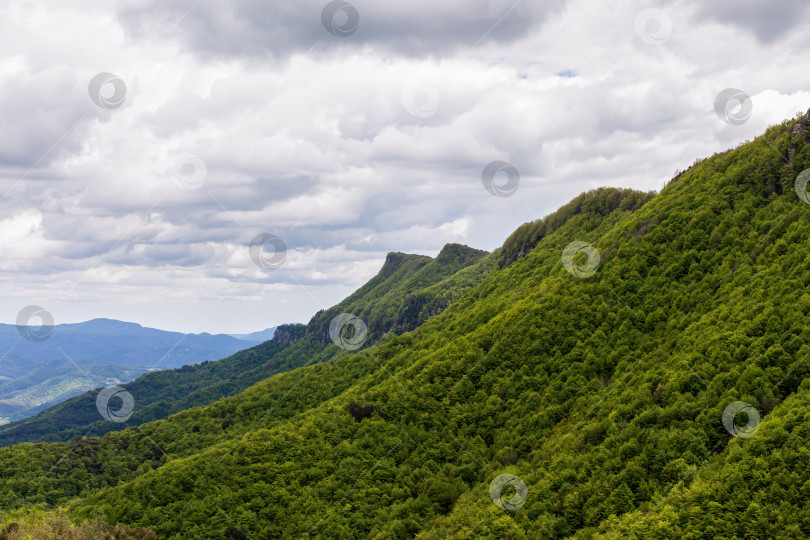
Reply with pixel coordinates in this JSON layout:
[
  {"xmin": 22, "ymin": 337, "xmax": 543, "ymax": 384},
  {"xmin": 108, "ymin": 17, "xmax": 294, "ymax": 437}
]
[{"xmin": 2, "ymin": 111, "xmax": 810, "ymax": 538}]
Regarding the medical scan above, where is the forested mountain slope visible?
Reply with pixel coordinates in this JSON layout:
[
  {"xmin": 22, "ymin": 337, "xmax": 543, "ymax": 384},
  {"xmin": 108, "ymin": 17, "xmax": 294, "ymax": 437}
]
[
  {"xmin": 0, "ymin": 244, "xmax": 490, "ymax": 447},
  {"xmin": 0, "ymin": 337, "xmax": 296, "ymax": 446},
  {"xmin": 0, "ymin": 319, "xmax": 261, "ymax": 425},
  {"xmin": 3, "ymin": 112, "xmax": 810, "ymax": 538}
]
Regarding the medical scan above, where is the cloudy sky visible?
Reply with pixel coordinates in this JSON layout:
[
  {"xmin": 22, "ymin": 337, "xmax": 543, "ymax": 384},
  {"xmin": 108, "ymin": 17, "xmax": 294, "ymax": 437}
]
[{"xmin": 1, "ymin": 0, "xmax": 809, "ymax": 334}]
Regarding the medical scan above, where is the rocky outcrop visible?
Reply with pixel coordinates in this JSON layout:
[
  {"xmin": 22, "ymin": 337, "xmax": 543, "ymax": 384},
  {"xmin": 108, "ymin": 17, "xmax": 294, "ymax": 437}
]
[{"xmin": 272, "ymin": 323, "xmax": 306, "ymax": 346}]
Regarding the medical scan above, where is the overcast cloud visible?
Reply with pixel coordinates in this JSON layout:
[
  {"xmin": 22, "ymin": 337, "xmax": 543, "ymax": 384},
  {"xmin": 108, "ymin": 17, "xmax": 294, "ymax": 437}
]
[{"xmin": 1, "ymin": 0, "xmax": 809, "ymax": 333}]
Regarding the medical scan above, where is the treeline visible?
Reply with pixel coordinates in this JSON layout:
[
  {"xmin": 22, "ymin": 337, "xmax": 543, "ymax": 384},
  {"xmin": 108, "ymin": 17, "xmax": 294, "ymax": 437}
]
[{"xmin": 0, "ymin": 245, "xmax": 490, "ymax": 448}]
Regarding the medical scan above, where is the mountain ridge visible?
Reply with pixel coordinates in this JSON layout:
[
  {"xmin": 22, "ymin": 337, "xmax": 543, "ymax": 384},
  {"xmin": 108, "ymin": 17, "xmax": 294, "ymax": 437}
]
[
  {"xmin": 4, "ymin": 112, "xmax": 810, "ymax": 537},
  {"xmin": 0, "ymin": 318, "xmax": 262, "ymax": 425},
  {"xmin": 229, "ymin": 327, "xmax": 278, "ymax": 342},
  {"xmin": 0, "ymin": 244, "xmax": 491, "ymax": 447}
]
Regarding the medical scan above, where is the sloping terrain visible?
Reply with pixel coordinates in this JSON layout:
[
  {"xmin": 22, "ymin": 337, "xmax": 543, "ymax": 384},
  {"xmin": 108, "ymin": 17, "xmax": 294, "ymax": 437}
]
[
  {"xmin": 0, "ymin": 362, "xmax": 147, "ymax": 424},
  {"xmin": 0, "ymin": 319, "xmax": 260, "ymax": 425},
  {"xmin": 2, "ymin": 112, "xmax": 810, "ymax": 538},
  {"xmin": 0, "ymin": 244, "xmax": 490, "ymax": 447}
]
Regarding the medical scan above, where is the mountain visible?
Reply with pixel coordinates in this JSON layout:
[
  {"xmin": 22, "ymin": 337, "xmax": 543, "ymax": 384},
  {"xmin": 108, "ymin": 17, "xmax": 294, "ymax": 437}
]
[
  {"xmin": 230, "ymin": 327, "xmax": 277, "ymax": 342},
  {"xmin": 0, "ymin": 319, "xmax": 261, "ymax": 425},
  {"xmin": 3, "ymin": 112, "xmax": 810, "ymax": 538},
  {"xmin": 0, "ymin": 243, "xmax": 490, "ymax": 446}
]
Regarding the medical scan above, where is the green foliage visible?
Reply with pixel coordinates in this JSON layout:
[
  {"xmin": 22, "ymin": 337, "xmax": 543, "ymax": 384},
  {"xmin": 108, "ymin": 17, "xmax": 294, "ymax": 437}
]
[
  {"xmin": 0, "ymin": 508, "xmax": 154, "ymax": 539},
  {"xmin": 499, "ymin": 188, "xmax": 655, "ymax": 268},
  {"xmin": 2, "ymin": 112, "xmax": 810, "ymax": 538},
  {"xmin": 306, "ymin": 243, "xmax": 491, "ymax": 342},
  {"xmin": 0, "ymin": 338, "xmax": 293, "ymax": 446},
  {"xmin": 0, "ymin": 245, "xmax": 489, "ymax": 448},
  {"xmin": 0, "ymin": 362, "xmax": 148, "ymax": 424}
]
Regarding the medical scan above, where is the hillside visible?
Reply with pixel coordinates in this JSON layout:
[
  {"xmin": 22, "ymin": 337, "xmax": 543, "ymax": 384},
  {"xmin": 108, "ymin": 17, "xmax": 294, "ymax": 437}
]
[
  {"xmin": 2, "ymin": 111, "xmax": 810, "ymax": 538},
  {"xmin": 0, "ymin": 319, "xmax": 261, "ymax": 425},
  {"xmin": 0, "ymin": 244, "xmax": 490, "ymax": 447},
  {"xmin": 0, "ymin": 363, "xmax": 147, "ymax": 424}
]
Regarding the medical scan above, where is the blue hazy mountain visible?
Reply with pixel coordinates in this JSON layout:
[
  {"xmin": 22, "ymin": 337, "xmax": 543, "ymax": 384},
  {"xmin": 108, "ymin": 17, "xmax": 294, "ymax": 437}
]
[
  {"xmin": 0, "ymin": 318, "xmax": 260, "ymax": 423},
  {"xmin": 229, "ymin": 327, "xmax": 277, "ymax": 342}
]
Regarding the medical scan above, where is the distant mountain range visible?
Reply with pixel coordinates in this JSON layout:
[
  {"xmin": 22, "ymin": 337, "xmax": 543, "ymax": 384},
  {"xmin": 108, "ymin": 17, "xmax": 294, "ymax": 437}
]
[
  {"xmin": 229, "ymin": 327, "xmax": 277, "ymax": 342},
  {"xmin": 0, "ymin": 244, "xmax": 488, "ymax": 446},
  {"xmin": 0, "ymin": 318, "xmax": 269, "ymax": 424}
]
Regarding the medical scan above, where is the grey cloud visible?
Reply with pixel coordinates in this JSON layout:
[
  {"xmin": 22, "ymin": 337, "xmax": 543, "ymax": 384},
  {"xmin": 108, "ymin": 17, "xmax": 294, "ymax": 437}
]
[
  {"xmin": 116, "ymin": 0, "xmax": 565, "ymax": 59},
  {"xmin": 0, "ymin": 68, "xmax": 89, "ymax": 169},
  {"xmin": 101, "ymin": 241, "xmax": 215, "ymax": 267},
  {"xmin": 212, "ymin": 175, "xmax": 317, "ymax": 208},
  {"xmin": 4, "ymin": 0, "xmax": 809, "ymax": 333},
  {"xmin": 692, "ymin": 0, "xmax": 809, "ymax": 43},
  {"xmin": 50, "ymin": 241, "xmax": 128, "ymax": 263}
]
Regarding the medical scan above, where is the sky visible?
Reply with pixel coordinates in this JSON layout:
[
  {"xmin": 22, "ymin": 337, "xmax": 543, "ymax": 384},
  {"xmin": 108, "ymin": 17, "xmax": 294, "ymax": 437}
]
[{"xmin": 1, "ymin": 0, "xmax": 809, "ymax": 334}]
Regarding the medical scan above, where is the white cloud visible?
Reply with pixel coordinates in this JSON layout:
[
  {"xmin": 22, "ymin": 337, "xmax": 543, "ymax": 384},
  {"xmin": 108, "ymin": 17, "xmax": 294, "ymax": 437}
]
[{"xmin": 0, "ymin": 0, "xmax": 808, "ymax": 332}]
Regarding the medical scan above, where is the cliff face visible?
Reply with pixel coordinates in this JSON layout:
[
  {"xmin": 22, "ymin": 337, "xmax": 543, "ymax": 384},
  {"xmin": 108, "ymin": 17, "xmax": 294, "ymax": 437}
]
[{"xmin": 271, "ymin": 323, "xmax": 307, "ymax": 346}]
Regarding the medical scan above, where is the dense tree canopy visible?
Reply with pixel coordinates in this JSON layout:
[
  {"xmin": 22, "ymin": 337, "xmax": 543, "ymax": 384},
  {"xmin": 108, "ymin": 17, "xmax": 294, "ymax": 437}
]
[
  {"xmin": 0, "ymin": 244, "xmax": 489, "ymax": 448},
  {"xmin": 2, "ymin": 112, "xmax": 810, "ymax": 538}
]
